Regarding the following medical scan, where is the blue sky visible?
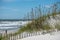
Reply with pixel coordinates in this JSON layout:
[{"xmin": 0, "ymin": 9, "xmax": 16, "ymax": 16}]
[{"xmin": 0, "ymin": 0, "xmax": 60, "ymax": 19}]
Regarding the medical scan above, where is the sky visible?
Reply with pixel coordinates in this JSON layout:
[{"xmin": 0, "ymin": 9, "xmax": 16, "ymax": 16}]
[{"xmin": 0, "ymin": 0, "xmax": 60, "ymax": 19}]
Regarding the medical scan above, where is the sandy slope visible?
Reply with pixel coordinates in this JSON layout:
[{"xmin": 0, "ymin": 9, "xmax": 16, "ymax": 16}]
[{"xmin": 18, "ymin": 31, "xmax": 60, "ymax": 40}]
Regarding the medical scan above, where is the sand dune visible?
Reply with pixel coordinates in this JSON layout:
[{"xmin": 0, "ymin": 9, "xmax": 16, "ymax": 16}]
[{"xmin": 18, "ymin": 31, "xmax": 60, "ymax": 40}]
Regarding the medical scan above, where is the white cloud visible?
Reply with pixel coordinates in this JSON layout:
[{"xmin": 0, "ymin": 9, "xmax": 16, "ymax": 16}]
[
  {"xmin": 2, "ymin": 0, "xmax": 35, "ymax": 2},
  {"xmin": 0, "ymin": 7, "xmax": 10, "ymax": 9},
  {"xmin": 45, "ymin": 5, "xmax": 51, "ymax": 8},
  {"xmin": 2, "ymin": 0, "xmax": 16, "ymax": 2},
  {"xmin": 12, "ymin": 9, "xmax": 19, "ymax": 11},
  {"xmin": 0, "ymin": 7, "xmax": 19, "ymax": 11},
  {"xmin": 45, "ymin": 4, "xmax": 53, "ymax": 8},
  {"xmin": 19, "ymin": 0, "xmax": 35, "ymax": 1}
]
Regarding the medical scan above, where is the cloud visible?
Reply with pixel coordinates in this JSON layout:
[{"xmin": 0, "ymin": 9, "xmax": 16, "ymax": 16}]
[
  {"xmin": 0, "ymin": 7, "xmax": 19, "ymax": 11},
  {"xmin": 45, "ymin": 5, "xmax": 53, "ymax": 8},
  {"xmin": 2, "ymin": 0, "xmax": 35, "ymax": 2},
  {"xmin": 45, "ymin": 5, "xmax": 51, "ymax": 8},
  {"xmin": 12, "ymin": 9, "xmax": 19, "ymax": 11},
  {"xmin": 19, "ymin": 0, "xmax": 35, "ymax": 1},
  {"xmin": 2, "ymin": 0, "xmax": 16, "ymax": 2},
  {"xmin": 0, "ymin": 7, "xmax": 10, "ymax": 9}
]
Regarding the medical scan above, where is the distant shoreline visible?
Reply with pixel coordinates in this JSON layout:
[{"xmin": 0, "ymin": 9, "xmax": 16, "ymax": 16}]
[{"xmin": 0, "ymin": 19, "xmax": 32, "ymax": 21}]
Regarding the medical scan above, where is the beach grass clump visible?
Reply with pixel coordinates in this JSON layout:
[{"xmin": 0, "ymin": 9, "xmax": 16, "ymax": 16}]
[{"xmin": 55, "ymin": 24, "xmax": 60, "ymax": 30}]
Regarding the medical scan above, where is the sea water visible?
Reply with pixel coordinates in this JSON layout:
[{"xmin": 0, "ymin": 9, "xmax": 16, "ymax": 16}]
[
  {"xmin": 0, "ymin": 21, "xmax": 21, "ymax": 34},
  {"xmin": 0, "ymin": 21, "xmax": 31, "ymax": 34}
]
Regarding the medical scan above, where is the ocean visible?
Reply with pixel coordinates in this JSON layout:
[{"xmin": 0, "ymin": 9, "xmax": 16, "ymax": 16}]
[{"xmin": 0, "ymin": 20, "xmax": 31, "ymax": 34}]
